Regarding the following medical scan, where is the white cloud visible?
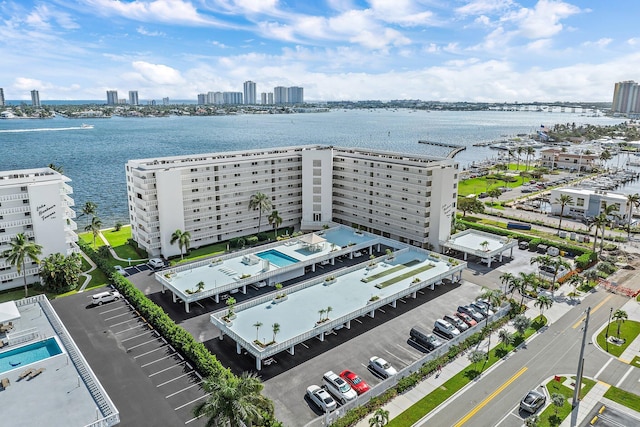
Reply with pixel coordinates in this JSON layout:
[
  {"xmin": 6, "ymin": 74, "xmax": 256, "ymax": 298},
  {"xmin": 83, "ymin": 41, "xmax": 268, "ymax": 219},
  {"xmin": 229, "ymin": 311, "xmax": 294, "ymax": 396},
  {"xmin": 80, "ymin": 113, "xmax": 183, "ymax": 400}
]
[
  {"xmin": 137, "ymin": 26, "xmax": 165, "ymax": 36},
  {"xmin": 504, "ymin": 0, "xmax": 581, "ymax": 39},
  {"xmin": 628, "ymin": 38, "xmax": 640, "ymax": 46},
  {"xmin": 83, "ymin": 0, "xmax": 226, "ymax": 26},
  {"xmin": 130, "ymin": 61, "xmax": 186, "ymax": 85},
  {"xmin": 455, "ymin": 0, "xmax": 514, "ymax": 16},
  {"xmin": 367, "ymin": 0, "xmax": 436, "ymax": 27},
  {"xmin": 582, "ymin": 38, "xmax": 612, "ymax": 48}
]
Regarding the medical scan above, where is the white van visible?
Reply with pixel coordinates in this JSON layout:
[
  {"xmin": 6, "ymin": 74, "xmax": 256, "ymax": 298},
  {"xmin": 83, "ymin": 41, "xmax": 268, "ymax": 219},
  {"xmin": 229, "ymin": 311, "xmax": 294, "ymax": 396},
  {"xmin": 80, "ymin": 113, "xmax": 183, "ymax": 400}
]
[
  {"xmin": 322, "ymin": 371, "xmax": 357, "ymax": 404},
  {"xmin": 92, "ymin": 290, "xmax": 121, "ymax": 306}
]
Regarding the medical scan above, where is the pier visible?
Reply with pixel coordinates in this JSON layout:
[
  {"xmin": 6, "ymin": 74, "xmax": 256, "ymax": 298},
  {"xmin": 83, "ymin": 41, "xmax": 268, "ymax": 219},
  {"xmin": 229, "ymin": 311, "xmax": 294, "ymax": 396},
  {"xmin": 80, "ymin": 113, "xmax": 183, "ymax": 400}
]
[{"xmin": 418, "ymin": 140, "xmax": 467, "ymax": 158}]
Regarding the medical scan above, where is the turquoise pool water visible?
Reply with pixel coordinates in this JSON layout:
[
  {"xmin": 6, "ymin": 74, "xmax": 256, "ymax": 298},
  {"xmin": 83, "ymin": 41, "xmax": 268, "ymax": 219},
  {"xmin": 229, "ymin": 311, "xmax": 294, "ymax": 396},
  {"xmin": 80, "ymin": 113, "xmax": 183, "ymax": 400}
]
[
  {"xmin": 256, "ymin": 249, "xmax": 299, "ymax": 267},
  {"xmin": 0, "ymin": 338, "xmax": 62, "ymax": 374}
]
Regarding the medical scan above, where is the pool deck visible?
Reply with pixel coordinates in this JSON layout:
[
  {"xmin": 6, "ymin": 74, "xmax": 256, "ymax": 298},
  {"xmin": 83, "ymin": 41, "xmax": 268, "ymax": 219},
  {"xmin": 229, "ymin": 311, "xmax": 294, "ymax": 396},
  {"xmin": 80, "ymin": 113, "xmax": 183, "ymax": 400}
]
[
  {"xmin": 211, "ymin": 247, "xmax": 466, "ymax": 370},
  {"xmin": 0, "ymin": 295, "xmax": 118, "ymax": 426},
  {"xmin": 156, "ymin": 226, "xmax": 387, "ymax": 312},
  {"xmin": 441, "ymin": 229, "xmax": 518, "ymax": 267}
]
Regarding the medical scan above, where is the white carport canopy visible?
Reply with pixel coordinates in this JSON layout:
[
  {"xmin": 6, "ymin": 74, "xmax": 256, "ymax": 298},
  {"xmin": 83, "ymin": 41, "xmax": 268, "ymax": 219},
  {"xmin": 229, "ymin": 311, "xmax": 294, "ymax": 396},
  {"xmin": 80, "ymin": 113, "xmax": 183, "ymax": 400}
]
[{"xmin": 0, "ymin": 301, "xmax": 20, "ymax": 324}]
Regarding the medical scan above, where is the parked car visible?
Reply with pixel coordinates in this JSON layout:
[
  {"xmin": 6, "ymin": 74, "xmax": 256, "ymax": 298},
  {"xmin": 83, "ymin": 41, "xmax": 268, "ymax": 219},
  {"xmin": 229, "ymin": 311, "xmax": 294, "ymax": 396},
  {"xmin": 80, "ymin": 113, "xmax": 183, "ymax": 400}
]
[
  {"xmin": 457, "ymin": 305, "xmax": 484, "ymax": 322},
  {"xmin": 306, "ymin": 385, "xmax": 337, "ymax": 413},
  {"xmin": 455, "ymin": 311, "xmax": 477, "ymax": 327},
  {"xmin": 443, "ymin": 314, "xmax": 469, "ymax": 332},
  {"xmin": 114, "ymin": 265, "xmax": 127, "ymax": 275},
  {"xmin": 92, "ymin": 290, "xmax": 121, "ymax": 306},
  {"xmin": 471, "ymin": 300, "xmax": 495, "ymax": 316},
  {"xmin": 369, "ymin": 356, "xmax": 397, "ymax": 378},
  {"xmin": 518, "ymin": 241, "xmax": 529, "ymax": 250},
  {"xmin": 148, "ymin": 258, "xmax": 165, "ymax": 269},
  {"xmin": 410, "ymin": 327, "xmax": 443, "ymax": 351},
  {"xmin": 433, "ymin": 319, "xmax": 460, "ymax": 339},
  {"xmin": 520, "ymin": 389, "xmax": 546, "ymax": 413},
  {"xmin": 322, "ymin": 371, "xmax": 357, "ymax": 404},
  {"xmin": 339, "ymin": 370, "xmax": 370, "ymax": 395}
]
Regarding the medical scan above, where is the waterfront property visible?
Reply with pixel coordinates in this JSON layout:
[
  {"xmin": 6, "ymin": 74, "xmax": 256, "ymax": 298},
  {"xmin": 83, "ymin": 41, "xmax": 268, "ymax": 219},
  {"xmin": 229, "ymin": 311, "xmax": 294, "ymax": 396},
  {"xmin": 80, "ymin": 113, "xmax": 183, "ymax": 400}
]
[
  {"xmin": 155, "ymin": 225, "xmax": 385, "ymax": 312},
  {"xmin": 210, "ymin": 244, "xmax": 465, "ymax": 370},
  {"xmin": 0, "ymin": 167, "xmax": 78, "ymax": 292},
  {"xmin": 549, "ymin": 187, "xmax": 628, "ymax": 224},
  {"xmin": 441, "ymin": 229, "xmax": 517, "ymax": 267},
  {"xmin": 0, "ymin": 295, "xmax": 119, "ymax": 426},
  {"xmin": 126, "ymin": 145, "xmax": 458, "ymax": 258}
]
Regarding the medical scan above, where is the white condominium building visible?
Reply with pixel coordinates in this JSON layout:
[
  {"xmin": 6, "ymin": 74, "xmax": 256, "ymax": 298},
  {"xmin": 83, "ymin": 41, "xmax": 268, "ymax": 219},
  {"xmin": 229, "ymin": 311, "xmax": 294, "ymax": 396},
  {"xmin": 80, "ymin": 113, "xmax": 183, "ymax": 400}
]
[
  {"xmin": 0, "ymin": 168, "xmax": 78, "ymax": 291},
  {"xmin": 126, "ymin": 146, "xmax": 458, "ymax": 258}
]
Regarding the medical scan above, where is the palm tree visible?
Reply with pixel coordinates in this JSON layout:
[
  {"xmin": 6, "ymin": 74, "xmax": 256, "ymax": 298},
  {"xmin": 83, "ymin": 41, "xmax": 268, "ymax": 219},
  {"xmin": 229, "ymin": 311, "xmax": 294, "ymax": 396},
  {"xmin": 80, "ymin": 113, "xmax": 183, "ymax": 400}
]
[
  {"xmin": 477, "ymin": 287, "xmax": 502, "ymax": 350},
  {"xmin": 516, "ymin": 146, "xmax": 524, "ymax": 170},
  {"xmin": 369, "ymin": 408, "xmax": 390, "ymax": 427},
  {"xmin": 530, "ymin": 254, "xmax": 552, "ymax": 280},
  {"xmin": 524, "ymin": 414, "xmax": 539, "ymax": 427},
  {"xmin": 626, "ymin": 193, "xmax": 640, "ymax": 239},
  {"xmin": 480, "ymin": 240, "xmax": 489, "ymax": 252},
  {"xmin": 248, "ymin": 192, "xmax": 272, "ymax": 233},
  {"xmin": 589, "ymin": 214, "xmax": 608, "ymax": 253},
  {"xmin": 5, "ymin": 233, "xmax": 42, "ymax": 297},
  {"xmin": 272, "ymin": 323, "xmax": 280, "ymax": 343},
  {"xmin": 267, "ymin": 210, "xmax": 282, "ymax": 240},
  {"xmin": 325, "ymin": 306, "xmax": 333, "ymax": 320},
  {"xmin": 555, "ymin": 194, "xmax": 574, "ymax": 233},
  {"xmin": 534, "ymin": 295, "xmax": 553, "ymax": 320},
  {"xmin": 599, "ymin": 149, "xmax": 612, "ymax": 170},
  {"xmin": 318, "ymin": 308, "xmax": 326, "ymax": 322},
  {"xmin": 613, "ymin": 309, "xmax": 628, "ymax": 338},
  {"xmin": 525, "ymin": 146, "xmax": 535, "ymax": 171},
  {"xmin": 512, "ymin": 314, "xmax": 531, "ymax": 337},
  {"xmin": 80, "ymin": 201, "xmax": 97, "ymax": 228},
  {"xmin": 170, "ymin": 229, "xmax": 191, "ymax": 260},
  {"xmin": 518, "ymin": 272, "xmax": 537, "ymax": 308},
  {"xmin": 193, "ymin": 372, "xmax": 272, "ymax": 427},
  {"xmin": 498, "ymin": 329, "xmax": 513, "ymax": 350},
  {"xmin": 592, "ymin": 203, "xmax": 621, "ymax": 254},
  {"xmin": 47, "ymin": 163, "xmax": 64, "ymax": 173},
  {"xmin": 549, "ymin": 257, "xmax": 571, "ymax": 297},
  {"xmin": 84, "ymin": 216, "xmax": 103, "ymax": 248},
  {"xmin": 500, "ymin": 272, "xmax": 515, "ymax": 296},
  {"xmin": 253, "ymin": 322, "xmax": 263, "ymax": 342}
]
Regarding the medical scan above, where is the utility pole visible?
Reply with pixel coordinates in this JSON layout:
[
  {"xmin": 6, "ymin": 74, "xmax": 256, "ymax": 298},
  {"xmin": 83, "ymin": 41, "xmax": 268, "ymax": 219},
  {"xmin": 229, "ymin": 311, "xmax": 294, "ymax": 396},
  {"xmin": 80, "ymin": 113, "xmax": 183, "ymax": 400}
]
[
  {"xmin": 605, "ymin": 307, "xmax": 613, "ymax": 353},
  {"xmin": 573, "ymin": 306, "xmax": 590, "ymax": 408}
]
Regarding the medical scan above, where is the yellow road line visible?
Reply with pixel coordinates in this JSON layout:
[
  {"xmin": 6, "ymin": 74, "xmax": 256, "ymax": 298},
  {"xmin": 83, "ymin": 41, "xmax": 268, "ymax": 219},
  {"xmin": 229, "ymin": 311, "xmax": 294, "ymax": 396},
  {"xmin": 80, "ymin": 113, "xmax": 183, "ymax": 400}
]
[
  {"xmin": 452, "ymin": 366, "xmax": 528, "ymax": 427},
  {"xmin": 572, "ymin": 295, "xmax": 613, "ymax": 329}
]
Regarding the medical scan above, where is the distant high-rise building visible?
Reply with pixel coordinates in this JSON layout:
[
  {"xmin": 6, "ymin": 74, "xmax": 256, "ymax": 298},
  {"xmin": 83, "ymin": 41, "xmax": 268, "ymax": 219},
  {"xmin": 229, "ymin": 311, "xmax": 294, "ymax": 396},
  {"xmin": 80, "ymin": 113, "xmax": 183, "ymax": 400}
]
[
  {"xmin": 197, "ymin": 93, "xmax": 207, "ymax": 105},
  {"xmin": 162, "ymin": 97, "xmax": 170, "ymax": 105},
  {"xmin": 206, "ymin": 92, "xmax": 216, "ymax": 104},
  {"xmin": 288, "ymin": 86, "xmax": 304, "ymax": 104},
  {"xmin": 0, "ymin": 88, "xmax": 5, "ymax": 106},
  {"xmin": 274, "ymin": 86, "xmax": 288, "ymax": 105},
  {"xmin": 31, "ymin": 90, "xmax": 40, "ymax": 107},
  {"xmin": 260, "ymin": 92, "xmax": 267, "ymax": 105},
  {"xmin": 129, "ymin": 90, "xmax": 139, "ymax": 105},
  {"xmin": 268, "ymin": 93, "xmax": 274, "ymax": 105},
  {"xmin": 243, "ymin": 81, "xmax": 257, "ymax": 105},
  {"xmin": 223, "ymin": 92, "xmax": 243, "ymax": 105},
  {"xmin": 106, "ymin": 90, "xmax": 118, "ymax": 105},
  {"xmin": 213, "ymin": 92, "xmax": 224, "ymax": 105},
  {"xmin": 612, "ymin": 81, "xmax": 640, "ymax": 114}
]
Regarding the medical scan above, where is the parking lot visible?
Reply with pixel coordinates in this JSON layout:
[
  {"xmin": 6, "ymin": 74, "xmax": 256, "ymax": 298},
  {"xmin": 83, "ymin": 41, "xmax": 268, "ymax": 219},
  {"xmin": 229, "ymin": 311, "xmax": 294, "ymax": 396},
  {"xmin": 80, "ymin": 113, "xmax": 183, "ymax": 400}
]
[{"xmin": 52, "ymin": 288, "xmax": 209, "ymax": 427}]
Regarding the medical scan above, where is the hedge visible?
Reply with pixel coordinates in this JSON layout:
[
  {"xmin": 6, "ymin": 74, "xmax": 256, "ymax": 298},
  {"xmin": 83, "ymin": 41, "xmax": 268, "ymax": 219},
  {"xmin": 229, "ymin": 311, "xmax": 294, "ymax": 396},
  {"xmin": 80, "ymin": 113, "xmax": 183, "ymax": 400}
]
[{"xmin": 457, "ymin": 219, "xmax": 591, "ymax": 256}]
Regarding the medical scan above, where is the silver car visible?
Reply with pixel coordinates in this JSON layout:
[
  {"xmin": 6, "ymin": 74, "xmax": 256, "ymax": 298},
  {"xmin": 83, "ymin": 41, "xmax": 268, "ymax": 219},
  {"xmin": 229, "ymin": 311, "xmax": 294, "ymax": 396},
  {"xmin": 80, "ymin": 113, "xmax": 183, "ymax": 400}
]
[
  {"xmin": 443, "ymin": 314, "xmax": 469, "ymax": 332},
  {"xmin": 306, "ymin": 385, "xmax": 337, "ymax": 413},
  {"xmin": 369, "ymin": 356, "xmax": 397, "ymax": 378},
  {"xmin": 520, "ymin": 390, "xmax": 546, "ymax": 413}
]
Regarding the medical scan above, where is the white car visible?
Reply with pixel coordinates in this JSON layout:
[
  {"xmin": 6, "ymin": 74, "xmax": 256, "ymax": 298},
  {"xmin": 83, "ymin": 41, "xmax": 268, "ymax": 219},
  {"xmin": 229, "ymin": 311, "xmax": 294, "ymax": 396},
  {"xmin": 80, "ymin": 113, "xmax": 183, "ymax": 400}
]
[
  {"xmin": 306, "ymin": 385, "xmax": 337, "ymax": 412},
  {"xmin": 148, "ymin": 258, "xmax": 165, "ymax": 269},
  {"xmin": 369, "ymin": 356, "xmax": 397, "ymax": 378},
  {"xmin": 322, "ymin": 371, "xmax": 357, "ymax": 404},
  {"xmin": 434, "ymin": 319, "xmax": 461, "ymax": 339},
  {"xmin": 114, "ymin": 265, "xmax": 127, "ymax": 275},
  {"xmin": 92, "ymin": 290, "xmax": 121, "ymax": 306}
]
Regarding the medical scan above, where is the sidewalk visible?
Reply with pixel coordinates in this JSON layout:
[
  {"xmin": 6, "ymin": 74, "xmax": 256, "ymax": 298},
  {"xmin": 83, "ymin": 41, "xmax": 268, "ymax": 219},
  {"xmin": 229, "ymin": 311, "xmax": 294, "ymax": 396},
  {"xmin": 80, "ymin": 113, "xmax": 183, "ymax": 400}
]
[{"xmin": 353, "ymin": 283, "xmax": 583, "ymax": 427}]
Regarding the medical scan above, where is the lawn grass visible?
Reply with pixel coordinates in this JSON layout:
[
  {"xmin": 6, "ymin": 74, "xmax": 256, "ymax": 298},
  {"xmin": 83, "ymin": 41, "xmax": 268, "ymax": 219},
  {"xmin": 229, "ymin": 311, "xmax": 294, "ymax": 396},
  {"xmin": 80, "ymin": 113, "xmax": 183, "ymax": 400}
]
[
  {"xmin": 0, "ymin": 287, "xmax": 52, "ymax": 303},
  {"xmin": 596, "ymin": 320, "xmax": 640, "ymax": 357},
  {"xmin": 78, "ymin": 231, "xmax": 106, "ymax": 248},
  {"xmin": 169, "ymin": 241, "xmax": 231, "ymax": 265},
  {"xmin": 538, "ymin": 376, "xmax": 596, "ymax": 427},
  {"xmin": 603, "ymin": 386, "xmax": 640, "ymax": 413},
  {"xmin": 101, "ymin": 225, "xmax": 132, "ymax": 246},
  {"xmin": 375, "ymin": 264, "xmax": 434, "ymax": 289},
  {"xmin": 387, "ymin": 318, "xmax": 547, "ymax": 427},
  {"xmin": 361, "ymin": 264, "xmax": 406, "ymax": 283}
]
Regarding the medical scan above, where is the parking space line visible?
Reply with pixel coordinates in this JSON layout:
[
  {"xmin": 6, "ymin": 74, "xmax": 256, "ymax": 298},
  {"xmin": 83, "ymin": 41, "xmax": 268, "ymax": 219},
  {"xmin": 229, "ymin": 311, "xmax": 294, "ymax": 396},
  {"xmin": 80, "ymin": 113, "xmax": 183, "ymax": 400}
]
[
  {"xmin": 141, "ymin": 354, "xmax": 178, "ymax": 368},
  {"xmin": 126, "ymin": 338, "xmax": 163, "ymax": 352},
  {"xmin": 99, "ymin": 305, "xmax": 128, "ymax": 315},
  {"xmin": 383, "ymin": 350, "xmax": 409, "ymax": 366},
  {"xmin": 494, "ymin": 407, "xmax": 522, "ymax": 426},
  {"xmin": 122, "ymin": 331, "xmax": 155, "ymax": 342},
  {"xmin": 174, "ymin": 393, "xmax": 210, "ymax": 411},
  {"xmin": 149, "ymin": 362, "xmax": 186, "ymax": 377},
  {"xmin": 157, "ymin": 372, "xmax": 193, "ymax": 387},
  {"xmin": 115, "ymin": 324, "xmax": 146, "ymax": 334},
  {"xmin": 135, "ymin": 345, "xmax": 168, "ymax": 359},
  {"xmin": 353, "ymin": 318, "xmax": 363, "ymax": 324},
  {"xmin": 397, "ymin": 343, "xmax": 422, "ymax": 357},
  {"xmin": 104, "ymin": 312, "xmax": 132, "ymax": 321},
  {"xmin": 166, "ymin": 382, "xmax": 203, "ymax": 399},
  {"xmin": 185, "ymin": 414, "xmax": 205, "ymax": 424},
  {"xmin": 110, "ymin": 318, "xmax": 144, "ymax": 328},
  {"xmin": 398, "ymin": 298, "xmax": 406, "ymax": 304},
  {"xmin": 378, "ymin": 308, "xmax": 386, "ymax": 314}
]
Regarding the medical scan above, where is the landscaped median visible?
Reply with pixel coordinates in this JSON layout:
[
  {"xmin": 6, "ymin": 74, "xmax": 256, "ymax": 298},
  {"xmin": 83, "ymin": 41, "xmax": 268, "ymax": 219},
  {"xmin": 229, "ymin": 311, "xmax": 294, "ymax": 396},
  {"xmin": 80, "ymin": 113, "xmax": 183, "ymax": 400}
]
[
  {"xmin": 595, "ymin": 320, "xmax": 640, "ymax": 358},
  {"xmin": 536, "ymin": 376, "xmax": 596, "ymax": 427}
]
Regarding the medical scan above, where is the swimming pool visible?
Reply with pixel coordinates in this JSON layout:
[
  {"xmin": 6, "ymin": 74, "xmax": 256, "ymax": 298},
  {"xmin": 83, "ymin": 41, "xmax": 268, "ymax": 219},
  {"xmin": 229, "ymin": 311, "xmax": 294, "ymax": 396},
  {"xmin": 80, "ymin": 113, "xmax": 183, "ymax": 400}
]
[
  {"xmin": 256, "ymin": 249, "xmax": 300, "ymax": 267},
  {"xmin": 0, "ymin": 338, "xmax": 63, "ymax": 374}
]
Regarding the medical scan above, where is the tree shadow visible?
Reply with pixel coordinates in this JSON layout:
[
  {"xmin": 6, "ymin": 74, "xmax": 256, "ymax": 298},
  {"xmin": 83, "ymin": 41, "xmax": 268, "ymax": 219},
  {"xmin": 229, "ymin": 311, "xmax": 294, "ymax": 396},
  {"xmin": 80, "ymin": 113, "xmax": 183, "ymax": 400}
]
[
  {"xmin": 548, "ymin": 414, "xmax": 562, "ymax": 426},
  {"xmin": 494, "ymin": 347, "xmax": 509, "ymax": 358},
  {"xmin": 464, "ymin": 369, "xmax": 481, "ymax": 380}
]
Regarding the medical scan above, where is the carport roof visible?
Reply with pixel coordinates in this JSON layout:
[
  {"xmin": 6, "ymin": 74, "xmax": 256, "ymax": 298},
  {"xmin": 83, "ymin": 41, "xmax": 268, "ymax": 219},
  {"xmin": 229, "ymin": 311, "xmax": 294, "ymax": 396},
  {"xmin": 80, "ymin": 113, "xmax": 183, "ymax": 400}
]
[
  {"xmin": 442, "ymin": 229, "xmax": 518, "ymax": 259},
  {"xmin": 0, "ymin": 301, "xmax": 19, "ymax": 323}
]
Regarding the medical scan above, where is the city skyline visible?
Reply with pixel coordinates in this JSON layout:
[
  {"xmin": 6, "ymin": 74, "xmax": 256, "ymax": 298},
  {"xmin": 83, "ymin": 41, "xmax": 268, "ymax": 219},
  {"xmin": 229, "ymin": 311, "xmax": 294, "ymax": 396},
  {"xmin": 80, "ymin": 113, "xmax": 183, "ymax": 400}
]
[{"xmin": 2, "ymin": 1, "xmax": 640, "ymax": 102}]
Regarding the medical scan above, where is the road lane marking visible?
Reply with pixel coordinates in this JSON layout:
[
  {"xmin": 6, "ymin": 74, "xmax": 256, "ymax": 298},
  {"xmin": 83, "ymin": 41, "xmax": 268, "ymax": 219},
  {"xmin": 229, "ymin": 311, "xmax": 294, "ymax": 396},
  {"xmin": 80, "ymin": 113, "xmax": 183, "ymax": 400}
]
[
  {"xmin": 572, "ymin": 295, "xmax": 613, "ymax": 329},
  {"xmin": 595, "ymin": 358, "xmax": 613, "ymax": 379},
  {"xmin": 616, "ymin": 366, "xmax": 634, "ymax": 388},
  {"xmin": 452, "ymin": 366, "xmax": 528, "ymax": 427}
]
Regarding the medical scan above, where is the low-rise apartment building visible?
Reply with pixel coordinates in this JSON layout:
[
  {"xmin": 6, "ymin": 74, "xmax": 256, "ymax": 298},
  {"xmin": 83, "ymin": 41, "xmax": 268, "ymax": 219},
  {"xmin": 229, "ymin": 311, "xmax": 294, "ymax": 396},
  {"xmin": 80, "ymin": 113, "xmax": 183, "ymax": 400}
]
[
  {"xmin": 549, "ymin": 187, "xmax": 628, "ymax": 224},
  {"xmin": 0, "ymin": 168, "xmax": 78, "ymax": 291},
  {"xmin": 126, "ymin": 146, "xmax": 458, "ymax": 258},
  {"xmin": 540, "ymin": 148, "xmax": 598, "ymax": 172}
]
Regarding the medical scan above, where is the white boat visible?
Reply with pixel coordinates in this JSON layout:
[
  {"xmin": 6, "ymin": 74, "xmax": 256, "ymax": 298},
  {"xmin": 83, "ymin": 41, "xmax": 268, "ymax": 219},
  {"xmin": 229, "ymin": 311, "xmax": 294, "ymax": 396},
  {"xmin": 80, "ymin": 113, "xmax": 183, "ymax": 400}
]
[{"xmin": 81, "ymin": 123, "xmax": 94, "ymax": 129}]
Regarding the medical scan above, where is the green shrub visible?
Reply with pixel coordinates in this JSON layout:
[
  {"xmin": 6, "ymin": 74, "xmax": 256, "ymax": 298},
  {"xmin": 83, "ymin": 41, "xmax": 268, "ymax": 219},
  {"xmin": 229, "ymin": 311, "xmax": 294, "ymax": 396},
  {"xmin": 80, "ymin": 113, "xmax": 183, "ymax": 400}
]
[
  {"xmin": 597, "ymin": 262, "xmax": 616, "ymax": 274},
  {"xmin": 575, "ymin": 251, "xmax": 597, "ymax": 270},
  {"xmin": 529, "ymin": 238, "xmax": 542, "ymax": 251},
  {"xmin": 257, "ymin": 232, "xmax": 269, "ymax": 241},
  {"xmin": 246, "ymin": 235, "xmax": 259, "ymax": 245}
]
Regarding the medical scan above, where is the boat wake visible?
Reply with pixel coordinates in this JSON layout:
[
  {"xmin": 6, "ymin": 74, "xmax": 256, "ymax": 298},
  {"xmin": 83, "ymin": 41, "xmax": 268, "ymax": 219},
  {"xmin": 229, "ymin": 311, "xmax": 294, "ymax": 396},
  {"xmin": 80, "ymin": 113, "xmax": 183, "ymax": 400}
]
[{"xmin": 0, "ymin": 125, "xmax": 94, "ymax": 133}]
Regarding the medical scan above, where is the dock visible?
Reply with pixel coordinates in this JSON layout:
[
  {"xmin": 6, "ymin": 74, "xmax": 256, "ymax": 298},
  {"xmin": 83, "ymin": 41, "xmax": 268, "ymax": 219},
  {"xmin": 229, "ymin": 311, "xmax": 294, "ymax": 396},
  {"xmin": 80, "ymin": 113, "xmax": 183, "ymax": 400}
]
[{"xmin": 418, "ymin": 140, "xmax": 467, "ymax": 158}]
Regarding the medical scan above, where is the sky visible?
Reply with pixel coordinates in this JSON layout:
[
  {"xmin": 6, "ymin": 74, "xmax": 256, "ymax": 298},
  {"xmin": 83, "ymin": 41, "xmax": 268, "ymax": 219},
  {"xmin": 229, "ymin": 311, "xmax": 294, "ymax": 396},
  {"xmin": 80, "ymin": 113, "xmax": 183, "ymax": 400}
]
[{"xmin": 1, "ymin": 0, "xmax": 640, "ymax": 103}]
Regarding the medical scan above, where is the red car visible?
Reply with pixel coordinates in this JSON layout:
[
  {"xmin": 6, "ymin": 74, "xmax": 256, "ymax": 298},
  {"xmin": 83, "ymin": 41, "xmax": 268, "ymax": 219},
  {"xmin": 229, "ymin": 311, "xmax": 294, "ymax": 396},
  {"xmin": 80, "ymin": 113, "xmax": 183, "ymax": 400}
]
[
  {"xmin": 455, "ymin": 311, "xmax": 477, "ymax": 327},
  {"xmin": 339, "ymin": 370, "xmax": 370, "ymax": 395}
]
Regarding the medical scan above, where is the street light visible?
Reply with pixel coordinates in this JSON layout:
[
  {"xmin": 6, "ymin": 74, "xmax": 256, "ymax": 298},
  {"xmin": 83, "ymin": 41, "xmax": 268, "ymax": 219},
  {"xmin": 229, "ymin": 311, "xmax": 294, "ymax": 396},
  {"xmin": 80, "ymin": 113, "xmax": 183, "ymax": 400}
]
[{"xmin": 605, "ymin": 307, "xmax": 613, "ymax": 353}]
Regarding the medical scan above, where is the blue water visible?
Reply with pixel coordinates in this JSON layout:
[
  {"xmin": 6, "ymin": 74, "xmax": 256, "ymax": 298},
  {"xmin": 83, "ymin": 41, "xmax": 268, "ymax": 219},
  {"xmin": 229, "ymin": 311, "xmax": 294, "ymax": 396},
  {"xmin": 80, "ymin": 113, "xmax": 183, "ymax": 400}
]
[
  {"xmin": 0, "ymin": 110, "xmax": 623, "ymax": 225},
  {"xmin": 0, "ymin": 338, "xmax": 62, "ymax": 374},
  {"xmin": 256, "ymin": 249, "xmax": 299, "ymax": 267}
]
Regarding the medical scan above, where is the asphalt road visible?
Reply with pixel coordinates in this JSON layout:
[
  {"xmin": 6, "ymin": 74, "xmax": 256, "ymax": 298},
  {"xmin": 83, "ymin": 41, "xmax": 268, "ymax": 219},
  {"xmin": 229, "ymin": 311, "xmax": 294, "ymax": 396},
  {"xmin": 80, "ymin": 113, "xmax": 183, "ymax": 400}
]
[
  {"xmin": 415, "ymin": 290, "xmax": 640, "ymax": 427},
  {"xmin": 584, "ymin": 402, "xmax": 640, "ymax": 427}
]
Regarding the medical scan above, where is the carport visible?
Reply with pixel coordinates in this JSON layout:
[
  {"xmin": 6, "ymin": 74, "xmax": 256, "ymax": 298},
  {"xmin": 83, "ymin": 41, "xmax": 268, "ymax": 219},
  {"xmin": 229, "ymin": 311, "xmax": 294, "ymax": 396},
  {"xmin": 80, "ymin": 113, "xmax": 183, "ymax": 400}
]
[{"xmin": 442, "ymin": 229, "xmax": 517, "ymax": 268}]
